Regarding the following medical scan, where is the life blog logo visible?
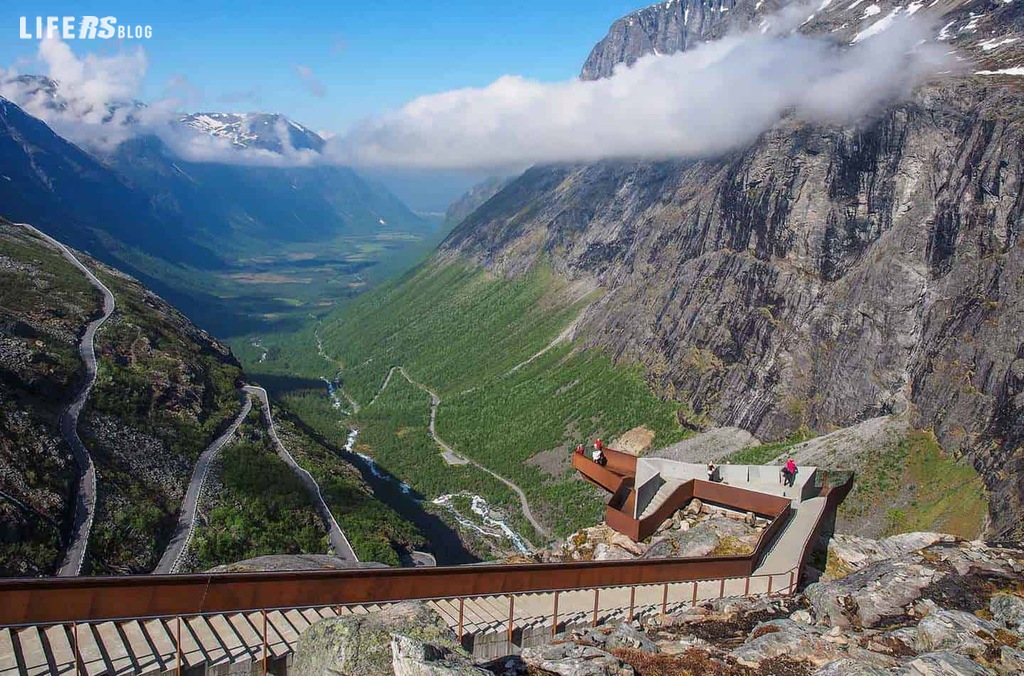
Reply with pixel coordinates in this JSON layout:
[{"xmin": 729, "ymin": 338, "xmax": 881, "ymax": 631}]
[{"xmin": 20, "ymin": 16, "xmax": 153, "ymax": 40}]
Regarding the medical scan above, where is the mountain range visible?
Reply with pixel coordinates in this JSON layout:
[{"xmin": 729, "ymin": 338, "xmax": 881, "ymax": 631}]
[
  {"xmin": 3, "ymin": 0, "xmax": 1024, "ymax": 578},
  {"xmin": 0, "ymin": 80, "xmax": 430, "ymax": 332}
]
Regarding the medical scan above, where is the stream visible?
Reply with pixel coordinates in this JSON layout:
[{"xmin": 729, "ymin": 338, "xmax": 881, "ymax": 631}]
[
  {"xmin": 431, "ymin": 494, "xmax": 532, "ymax": 555},
  {"xmin": 339, "ymin": 413, "xmax": 531, "ymax": 556}
]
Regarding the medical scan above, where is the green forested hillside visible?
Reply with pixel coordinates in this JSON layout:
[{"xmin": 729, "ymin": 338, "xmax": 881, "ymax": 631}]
[{"xmin": 297, "ymin": 260, "xmax": 691, "ymax": 540}]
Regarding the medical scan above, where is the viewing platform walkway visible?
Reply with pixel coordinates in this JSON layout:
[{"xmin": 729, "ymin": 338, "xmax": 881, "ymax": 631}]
[{"xmin": 0, "ymin": 451, "xmax": 851, "ymax": 675}]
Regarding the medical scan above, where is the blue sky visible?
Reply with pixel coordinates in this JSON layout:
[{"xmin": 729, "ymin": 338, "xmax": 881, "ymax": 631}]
[{"xmin": 1, "ymin": 0, "xmax": 642, "ymax": 134}]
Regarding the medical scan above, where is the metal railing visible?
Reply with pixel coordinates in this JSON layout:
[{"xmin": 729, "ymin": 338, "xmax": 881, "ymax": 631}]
[{"xmin": 5, "ymin": 566, "xmax": 802, "ymax": 676}]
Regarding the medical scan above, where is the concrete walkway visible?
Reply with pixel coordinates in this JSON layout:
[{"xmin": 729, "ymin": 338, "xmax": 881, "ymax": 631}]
[{"xmin": 754, "ymin": 495, "xmax": 827, "ymax": 576}]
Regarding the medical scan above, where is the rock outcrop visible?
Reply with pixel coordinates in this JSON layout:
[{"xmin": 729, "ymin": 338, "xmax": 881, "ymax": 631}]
[
  {"xmin": 292, "ymin": 602, "xmax": 481, "ymax": 676},
  {"xmin": 520, "ymin": 537, "xmax": 1023, "ymax": 675},
  {"xmin": 207, "ymin": 554, "xmax": 388, "ymax": 573},
  {"xmin": 546, "ymin": 508, "xmax": 765, "ymax": 562}
]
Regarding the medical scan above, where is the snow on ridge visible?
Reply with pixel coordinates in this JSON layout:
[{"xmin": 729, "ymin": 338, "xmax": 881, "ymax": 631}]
[
  {"xmin": 937, "ymin": 20, "xmax": 956, "ymax": 41},
  {"xmin": 976, "ymin": 66, "xmax": 1024, "ymax": 76},
  {"xmin": 980, "ymin": 36, "xmax": 1021, "ymax": 52},
  {"xmin": 853, "ymin": 7, "xmax": 900, "ymax": 44},
  {"xmin": 861, "ymin": 4, "xmax": 881, "ymax": 19}
]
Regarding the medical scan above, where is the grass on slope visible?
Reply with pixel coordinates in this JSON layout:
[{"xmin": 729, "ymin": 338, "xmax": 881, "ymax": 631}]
[
  {"xmin": 725, "ymin": 431, "xmax": 814, "ymax": 465},
  {"xmin": 320, "ymin": 262, "xmax": 591, "ymax": 402},
  {"xmin": 312, "ymin": 260, "xmax": 690, "ymax": 539},
  {"xmin": 352, "ymin": 373, "xmax": 531, "ymax": 550},
  {"xmin": 189, "ymin": 410, "xmax": 327, "ymax": 571},
  {"xmin": 270, "ymin": 407, "xmax": 424, "ymax": 566},
  {"xmin": 840, "ymin": 429, "xmax": 987, "ymax": 540}
]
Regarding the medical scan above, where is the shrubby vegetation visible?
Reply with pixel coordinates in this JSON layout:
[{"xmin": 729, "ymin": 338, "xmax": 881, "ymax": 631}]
[
  {"xmin": 191, "ymin": 413, "xmax": 326, "ymax": 570},
  {"xmin": 0, "ymin": 224, "xmax": 99, "ymax": 574},
  {"xmin": 84, "ymin": 268, "xmax": 243, "ymax": 573},
  {"xmin": 842, "ymin": 429, "xmax": 987, "ymax": 540},
  {"xmin": 439, "ymin": 344, "xmax": 687, "ymax": 536},
  {"xmin": 270, "ymin": 406, "xmax": 424, "ymax": 566},
  {"xmin": 352, "ymin": 374, "xmax": 530, "ymax": 542}
]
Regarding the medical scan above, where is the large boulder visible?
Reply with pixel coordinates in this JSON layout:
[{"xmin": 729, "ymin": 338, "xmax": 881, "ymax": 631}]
[
  {"xmin": 592, "ymin": 543, "xmax": 633, "ymax": 561},
  {"xmin": 292, "ymin": 602, "xmax": 467, "ymax": 676},
  {"xmin": 901, "ymin": 651, "xmax": 991, "ymax": 675},
  {"xmin": 391, "ymin": 634, "xmax": 489, "ymax": 676},
  {"xmin": 803, "ymin": 558, "xmax": 944, "ymax": 628},
  {"xmin": 729, "ymin": 619, "xmax": 894, "ymax": 670},
  {"xmin": 812, "ymin": 659, "xmax": 892, "ymax": 675},
  {"xmin": 998, "ymin": 646, "xmax": 1024, "ymax": 675},
  {"xmin": 912, "ymin": 609, "xmax": 1007, "ymax": 658},
  {"xmin": 602, "ymin": 622, "xmax": 660, "ymax": 654},
  {"xmin": 520, "ymin": 642, "xmax": 635, "ymax": 676},
  {"xmin": 991, "ymin": 593, "xmax": 1024, "ymax": 632},
  {"xmin": 642, "ymin": 521, "xmax": 718, "ymax": 559},
  {"xmin": 824, "ymin": 533, "xmax": 954, "ymax": 579}
]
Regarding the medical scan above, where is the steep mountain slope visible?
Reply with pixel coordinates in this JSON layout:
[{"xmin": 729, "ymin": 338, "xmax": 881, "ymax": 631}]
[
  {"xmin": 580, "ymin": 0, "xmax": 746, "ymax": 80},
  {"xmin": 0, "ymin": 220, "xmax": 430, "ymax": 574},
  {"xmin": 0, "ymin": 98, "xmax": 220, "ymax": 270},
  {"xmin": 327, "ymin": 0, "xmax": 1024, "ymax": 540},
  {"xmin": 0, "ymin": 219, "xmax": 96, "ymax": 575},
  {"xmin": 443, "ymin": 176, "xmax": 514, "ymax": 228}
]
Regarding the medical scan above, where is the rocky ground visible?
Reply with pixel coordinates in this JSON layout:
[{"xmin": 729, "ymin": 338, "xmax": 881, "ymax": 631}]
[
  {"xmin": 536, "ymin": 499, "xmax": 768, "ymax": 563},
  {"xmin": 290, "ymin": 535, "xmax": 1024, "ymax": 675}
]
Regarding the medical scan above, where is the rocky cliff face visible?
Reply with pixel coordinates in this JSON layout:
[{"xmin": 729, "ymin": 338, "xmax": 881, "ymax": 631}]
[
  {"xmin": 443, "ymin": 1, "xmax": 1024, "ymax": 538},
  {"xmin": 580, "ymin": 0, "xmax": 747, "ymax": 80}
]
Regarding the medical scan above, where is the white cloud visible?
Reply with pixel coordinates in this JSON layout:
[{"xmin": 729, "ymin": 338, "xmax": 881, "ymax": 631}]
[
  {"xmin": 328, "ymin": 15, "xmax": 953, "ymax": 170},
  {"xmin": 0, "ymin": 10, "xmax": 955, "ymax": 173},
  {"xmin": 0, "ymin": 38, "xmax": 321, "ymax": 167}
]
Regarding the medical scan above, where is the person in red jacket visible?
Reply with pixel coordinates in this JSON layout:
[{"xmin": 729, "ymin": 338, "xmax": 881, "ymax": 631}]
[
  {"xmin": 783, "ymin": 458, "xmax": 798, "ymax": 487},
  {"xmin": 592, "ymin": 439, "xmax": 606, "ymax": 466}
]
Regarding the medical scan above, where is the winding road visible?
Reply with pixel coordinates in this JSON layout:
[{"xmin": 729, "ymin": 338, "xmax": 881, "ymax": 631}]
[
  {"xmin": 153, "ymin": 393, "xmax": 254, "ymax": 574},
  {"xmin": 373, "ymin": 366, "xmax": 550, "ymax": 538},
  {"xmin": 244, "ymin": 386, "xmax": 358, "ymax": 562},
  {"xmin": 156, "ymin": 386, "xmax": 358, "ymax": 572},
  {"xmin": 19, "ymin": 223, "xmax": 115, "ymax": 577}
]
